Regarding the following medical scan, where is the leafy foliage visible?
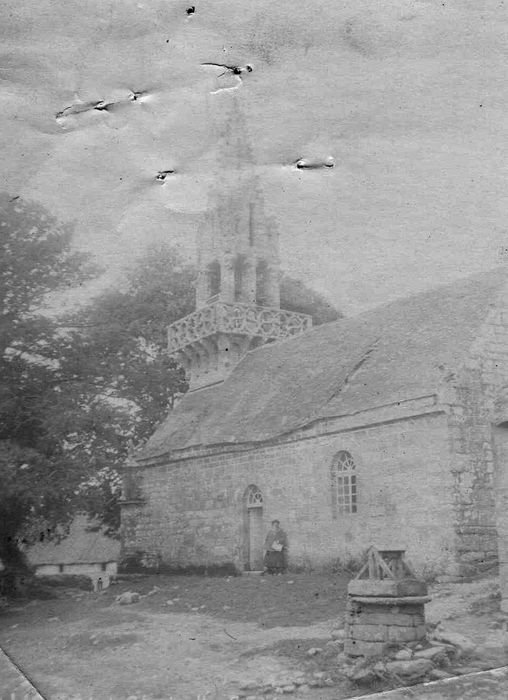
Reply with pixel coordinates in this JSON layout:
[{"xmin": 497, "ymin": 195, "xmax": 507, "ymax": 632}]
[
  {"xmin": 68, "ymin": 244, "xmax": 195, "ymax": 430},
  {"xmin": 0, "ymin": 193, "xmax": 96, "ymax": 575},
  {"xmin": 0, "ymin": 193, "xmax": 92, "ymax": 327},
  {"xmin": 61, "ymin": 244, "xmax": 195, "ymax": 531}
]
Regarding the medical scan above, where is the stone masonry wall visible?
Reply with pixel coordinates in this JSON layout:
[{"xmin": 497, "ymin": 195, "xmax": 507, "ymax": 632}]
[
  {"xmin": 122, "ymin": 411, "xmax": 456, "ymax": 575},
  {"xmin": 445, "ymin": 287, "xmax": 508, "ymax": 576}
]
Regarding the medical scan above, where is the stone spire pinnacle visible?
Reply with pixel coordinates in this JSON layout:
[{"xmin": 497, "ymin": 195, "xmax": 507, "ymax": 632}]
[
  {"xmin": 167, "ymin": 98, "xmax": 312, "ymax": 391},
  {"xmin": 213, "ymin": 96, "xmax": 254, "ymax": 171}
]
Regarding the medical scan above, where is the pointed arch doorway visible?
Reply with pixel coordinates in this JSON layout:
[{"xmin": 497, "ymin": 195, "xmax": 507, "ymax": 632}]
[{"xmin": 243, "ymin": 485, "xmax": 264, "ymax": 571}]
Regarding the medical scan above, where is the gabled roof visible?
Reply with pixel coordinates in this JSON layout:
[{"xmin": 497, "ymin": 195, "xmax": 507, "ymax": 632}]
[
  {"xmin": 27, "ymin": 515, "xmax": 120, "ymax": 566},
  {"xmin": 138, "ymin": 269, "xmax": 507, "ymax": 461}
]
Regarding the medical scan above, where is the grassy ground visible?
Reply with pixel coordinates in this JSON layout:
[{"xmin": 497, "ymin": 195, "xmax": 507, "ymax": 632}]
[
  {"xmin": 0, "ymin": 572, "xmax": 353, "ymax": 700},
  {"xmin": 1, "ymin": 572, "xmax": 507, "ymax": 700},
  {"xmin": 122, "ymin": 571, "xmax": 352, "ymax": 627}
]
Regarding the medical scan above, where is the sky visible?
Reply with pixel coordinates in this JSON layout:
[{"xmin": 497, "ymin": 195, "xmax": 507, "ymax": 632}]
[{"xmin": 0, "ymin": 0, "xmax": 507, "ymax": 315}]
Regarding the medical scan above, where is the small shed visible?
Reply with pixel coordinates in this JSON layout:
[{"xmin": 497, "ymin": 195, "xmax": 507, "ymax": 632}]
[{"xmin": 27, "ymin": 516, "xmax": 120, "ymax": 591}]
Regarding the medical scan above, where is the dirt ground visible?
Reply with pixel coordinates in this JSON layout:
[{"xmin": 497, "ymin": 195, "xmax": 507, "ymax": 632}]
[{"xmin": 0, "ymin": 572, "xmax": 507, "ymax": 700}]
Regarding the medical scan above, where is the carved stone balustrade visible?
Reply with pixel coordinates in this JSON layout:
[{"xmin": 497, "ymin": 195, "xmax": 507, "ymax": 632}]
[{"xmin": 167, "ymin": 301, "xmax": 312, "ymax": 355}]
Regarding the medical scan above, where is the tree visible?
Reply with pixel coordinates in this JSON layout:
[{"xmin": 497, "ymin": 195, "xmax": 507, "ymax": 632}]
[
  {"xmin": 68, "ymin": 243, "xmax": 195, "ymax": 424},
  {"xmin": 0, "ymin": 193, "xmax": 96, "ymax": 584},
  {"xmin": 58, "ymin": 244, "xmax": 196, "ymax": 533}
]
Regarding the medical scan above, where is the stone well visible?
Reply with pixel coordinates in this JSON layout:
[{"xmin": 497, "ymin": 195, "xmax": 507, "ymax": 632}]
[{"xmin": 344, "ymin": 547, "xmax": 430, "ymax": 657}]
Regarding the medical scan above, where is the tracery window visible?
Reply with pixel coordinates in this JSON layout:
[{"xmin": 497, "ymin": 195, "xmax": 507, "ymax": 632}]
[
  {"xmin": 245, "ymin": 485, "xmax": 263, "ymax": 508},
  {"xmin": 331, "ymin": 451, "xmax": 357, "ymax": 517}
]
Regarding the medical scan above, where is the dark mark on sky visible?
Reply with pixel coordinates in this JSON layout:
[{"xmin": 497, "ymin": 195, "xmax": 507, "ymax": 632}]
[
  {"xmin": 201, "ymin": 62, "xmax": 253, "ymax": 77},
  {"xmin": 56, "ymin": 91, "xmax": 149, "ymax": 123},
  {"xmin": 56, "ymin": 100, "xmax": 103, "ymax": 119},
  {"xmin": 156, "ymin": 170, "xmax": 175, "ymax": 182},
  {"xmin": 201, "ymin": 63, "xmax": 253, "ymax": 94},
  {"xmin": 94, "ymin": 100, "xmax": 112, "ymax": 112},
  {"xmin": 294, "ymin": 156, "xmax": 335, "ymax": 170},
  {"xmin": 129, "ymin": 90, "xmax": 150, "ymax": 102}
]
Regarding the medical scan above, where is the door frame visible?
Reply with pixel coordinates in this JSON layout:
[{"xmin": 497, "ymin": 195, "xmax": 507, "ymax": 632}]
[{"xmin": 243, "ymin": 484, "xmax": 264, "ymax": 571}]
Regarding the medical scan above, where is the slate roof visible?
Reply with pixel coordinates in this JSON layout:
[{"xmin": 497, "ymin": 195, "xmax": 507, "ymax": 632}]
[
  {"xmin": 27, "ymin": 515, "xmax": 120, "ymax": 566},
  {"xmin": 138, "ymin": 269, "xmax": 507, "ymax": 461}
]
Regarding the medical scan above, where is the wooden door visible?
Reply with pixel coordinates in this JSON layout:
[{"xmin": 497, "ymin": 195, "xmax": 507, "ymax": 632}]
[{"xmin": 248, "ymin": 507, "xmax": 264, "ymax": 571}]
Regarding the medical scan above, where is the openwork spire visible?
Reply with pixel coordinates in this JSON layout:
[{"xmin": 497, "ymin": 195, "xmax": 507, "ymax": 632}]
[
  {"xmin": 167, "ymin": 97, "xmax": 312, "ymax": 391},
  {"xmin": 213, "ymin": 96, "xmax": 255, "ymax": 172}
]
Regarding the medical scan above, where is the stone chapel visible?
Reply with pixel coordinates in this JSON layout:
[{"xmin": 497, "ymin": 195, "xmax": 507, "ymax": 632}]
[{"xmin": 120, "ymin": 110, "xmax": 508, "ymax": 590}]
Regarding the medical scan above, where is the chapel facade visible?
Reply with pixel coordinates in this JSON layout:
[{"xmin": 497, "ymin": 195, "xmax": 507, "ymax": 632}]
[{"xmin": 120, "ymin": 110, "xmax": 508, "ymax": 587}]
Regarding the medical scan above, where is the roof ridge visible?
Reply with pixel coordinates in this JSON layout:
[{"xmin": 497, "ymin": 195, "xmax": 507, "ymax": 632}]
[{"xmin": 349, "ymin": 267, "xmax": 508, "ymax": 322}]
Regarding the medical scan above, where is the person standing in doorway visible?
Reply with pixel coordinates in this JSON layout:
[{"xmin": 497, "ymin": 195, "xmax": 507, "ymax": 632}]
[{"xmin": 263, "ymin": 520, "xmax": 288, "ymax": 574}]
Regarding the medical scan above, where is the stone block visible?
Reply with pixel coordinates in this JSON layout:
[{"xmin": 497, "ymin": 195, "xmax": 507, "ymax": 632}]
[
  {"xmin": 386, "ymin": 626, "xmax": 419, "ymax": 643},
  {"xmin": 344, "ymin": 639, "xmax": 387, "ymax": 657},
  {"xmin": 429, "ymin": 669, "xmax": 454, "ymax": 681},
  {"xmin": 385, "ymin": 658, "xmax": 433, "ymax": 680},
  {"xmin": 349, "ymin": 624, "xmax": 387, "ymax": 642},
  {"xmin": 331, "ymin": 628, "xmax": 345, "ymax": 640},
  {"xmin": 348, "ymin": 580, "xmax": 399, "ymax": 597},
  {"xmin": 348, "ymin": 579, "xmax": 427, "ymax": 598},
  {"xmin": 414, "ymin": 646, "xmax": 448, "ymax": 663},
  {"xmin": 347, "ymin": 611, "xmax": 423, "ymax": 627},
  {"xmin": 394, "ymin": 649, "xmax": 413, "ymax": 660},
  {"xmin": 432, "ymin": 629, "xmax": 476, "ymax": 655}
]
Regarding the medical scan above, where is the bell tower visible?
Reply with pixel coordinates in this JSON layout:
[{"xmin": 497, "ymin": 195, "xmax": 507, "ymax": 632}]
[{"xmin": 167, "ymin": 102, "xmax": 312, "ymax": 391}]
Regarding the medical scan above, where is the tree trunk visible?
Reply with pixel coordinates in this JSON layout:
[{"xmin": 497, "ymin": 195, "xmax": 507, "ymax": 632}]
[{"xmin": 0, "ymin": 534, "xmax": 32, "ymax": 597}]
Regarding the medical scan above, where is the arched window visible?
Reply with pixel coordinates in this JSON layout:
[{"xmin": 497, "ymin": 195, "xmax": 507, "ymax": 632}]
[
  {"xmin": 331, "ymin": 451, "xmax": 357, "ymax": 517},
  {"xmin": 206, "ymin": 261, "xmax": 221, "ymax": 301},
  {"xmin": 256, "ymin": 259, "xmax": 269, "ymax": 306},
  {"xmin": 245, "ymin": 484, "xmax": 263, "ymax": 508},
  {"xmin": 233, "ymin": 255, "xmax": 247, "ymax": 302}
]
